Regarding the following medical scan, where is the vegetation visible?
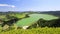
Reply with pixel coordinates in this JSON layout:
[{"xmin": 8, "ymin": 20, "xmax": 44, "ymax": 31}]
[
  {"xmin": 16, "ymin": 14, "xmax": 58, "ymax": 27},
  {"xmin": 0, "ymin": 11, "xmax": 60, "ymax": 34},
  {"xmin": 0, "ymin": 27, "xmax": 60, "ymax": 34}
]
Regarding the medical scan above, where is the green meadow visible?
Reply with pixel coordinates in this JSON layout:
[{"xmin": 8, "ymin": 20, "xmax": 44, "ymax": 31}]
[{"xmin": 16, "ymin": 14, "xmax": 58, "ymax": 27}]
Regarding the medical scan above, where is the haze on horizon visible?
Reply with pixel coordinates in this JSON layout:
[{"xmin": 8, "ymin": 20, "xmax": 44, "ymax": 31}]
[{"xmin": 0, "ymin": 0, "xmax": 60, "ymax": 12}]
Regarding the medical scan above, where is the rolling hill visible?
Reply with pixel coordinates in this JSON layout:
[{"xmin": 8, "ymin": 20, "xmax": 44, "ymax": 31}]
[
  {"xmin": 16, "ymin": 14, "xmax": 58, "ymax": 27},
  {"xmin": 40, "ymin": 11, "xmax": 60, "ymax": 17}
]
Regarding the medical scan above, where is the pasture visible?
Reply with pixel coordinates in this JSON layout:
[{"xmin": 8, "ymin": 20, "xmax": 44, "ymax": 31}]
[{"xmin": 16, "ymin": 14, "xmax": 58, "ymax": 27}]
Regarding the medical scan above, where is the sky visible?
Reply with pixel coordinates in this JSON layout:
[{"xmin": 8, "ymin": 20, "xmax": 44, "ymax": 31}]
[{"xmin": 0, "ymin": 0, "xmax": 60, "ymax": 11}]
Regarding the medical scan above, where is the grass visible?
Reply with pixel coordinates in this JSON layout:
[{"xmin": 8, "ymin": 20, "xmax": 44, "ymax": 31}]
[
  {"xmin": 9, "ymin": 13, "xmax": 27, "ymax": 18},
  {"xmin": 16, "ymin": 14, "xmax": 58, "ymax": 27},
  {"xmin": 0, "ymin": 14, "xmax": 59, "ymax": 34},
  {"xmin": 0, "ymin": 27, "xmax": 60, "ymax": 34}
]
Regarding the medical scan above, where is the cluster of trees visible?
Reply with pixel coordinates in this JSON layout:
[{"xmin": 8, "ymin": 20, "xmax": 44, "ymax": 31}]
[{"xmin": 37, "ymin": 18, "xmax": 60, "ymax": 27}]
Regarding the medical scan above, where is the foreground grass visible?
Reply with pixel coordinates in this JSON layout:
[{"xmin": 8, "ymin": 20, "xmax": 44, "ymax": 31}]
[{"xmin": 0, "ymin": 27, "xmax": 60, "ymax": 34}]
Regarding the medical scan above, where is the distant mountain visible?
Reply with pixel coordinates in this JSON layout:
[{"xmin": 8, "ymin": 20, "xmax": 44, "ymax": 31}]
[{"xmin": 40, "ymin": 11, "xmax": 60, "ymax": 17}]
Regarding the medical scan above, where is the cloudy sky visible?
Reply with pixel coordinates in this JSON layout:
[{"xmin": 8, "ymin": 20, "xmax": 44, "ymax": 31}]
[{"xmin": 0, "ymin": 0, "xmax": 60, "ymax": 11}]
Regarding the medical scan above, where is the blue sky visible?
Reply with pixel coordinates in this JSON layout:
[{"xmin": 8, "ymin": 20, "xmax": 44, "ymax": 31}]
[{"xmin": 0, "ymin": 0, "xmax": 60, "ymax": 11}]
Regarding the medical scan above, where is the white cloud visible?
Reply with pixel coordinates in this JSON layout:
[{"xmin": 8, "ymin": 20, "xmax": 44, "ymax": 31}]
[{"xmin": 0, "ymin": 4, "xmax": 15, "ymax": 8}]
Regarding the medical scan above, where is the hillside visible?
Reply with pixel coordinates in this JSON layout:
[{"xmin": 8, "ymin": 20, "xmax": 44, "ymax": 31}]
[
  {"xmin": 0, "ymin": 11, "xmax": 60, "ymax": 17},
  {"xmin": 40, "ymin": 11, "xmax": 60, "ymax": 17},
  {"xmin": 16, "ymin": 14, "xmax": 58, "ymax": 27}
]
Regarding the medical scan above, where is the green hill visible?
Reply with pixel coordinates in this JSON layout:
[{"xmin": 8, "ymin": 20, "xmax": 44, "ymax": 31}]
[{"xmin": 16, "ymin": 14, "xmax": 58, "ymax": 27}]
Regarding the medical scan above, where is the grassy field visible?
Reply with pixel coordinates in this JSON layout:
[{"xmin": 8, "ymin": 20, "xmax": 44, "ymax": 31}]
[
  {"xmin": 16, "ymin": 14, "xmax": 58, "ymax": 27},
  {"xmin": 0, "ymin": 27, "xmax": 60, "ymax": 34},
  {"xmin": 0, "ymin": 14, "xmax": 59, "ymax": 34}
]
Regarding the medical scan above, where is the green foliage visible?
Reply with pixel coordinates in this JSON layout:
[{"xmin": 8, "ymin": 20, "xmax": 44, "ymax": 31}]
[
  {"xmin": 0, "ymin": 13, "xmax": 60, "ymax": 34},
  {"xmin": 0, "ymin": 27, "xmax": 60, "ymax": 34}
]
